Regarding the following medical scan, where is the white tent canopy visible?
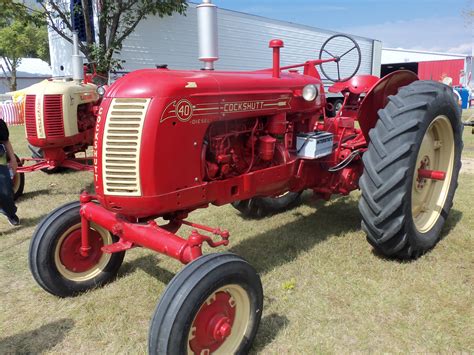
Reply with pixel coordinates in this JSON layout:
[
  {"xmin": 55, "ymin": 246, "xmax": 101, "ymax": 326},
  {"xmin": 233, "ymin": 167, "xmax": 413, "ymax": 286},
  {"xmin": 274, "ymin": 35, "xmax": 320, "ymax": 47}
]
[{"xmin": 0, "ymin": 58, "xmax": 52, "ymax": 78}]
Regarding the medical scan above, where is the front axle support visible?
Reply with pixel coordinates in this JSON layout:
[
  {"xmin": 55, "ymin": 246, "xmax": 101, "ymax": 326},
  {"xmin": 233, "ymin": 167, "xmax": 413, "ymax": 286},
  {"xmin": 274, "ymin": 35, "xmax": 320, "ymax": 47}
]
[{"xmin": 79, "ymin": 192, "xmax": 229, "ymax": 264}]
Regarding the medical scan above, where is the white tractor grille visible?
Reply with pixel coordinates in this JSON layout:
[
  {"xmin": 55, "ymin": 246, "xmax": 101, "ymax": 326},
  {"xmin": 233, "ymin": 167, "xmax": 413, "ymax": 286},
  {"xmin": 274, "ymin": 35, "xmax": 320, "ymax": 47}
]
[{"xmin": 102, "ymin": 98, "xmax": 150, "ymax": 196}]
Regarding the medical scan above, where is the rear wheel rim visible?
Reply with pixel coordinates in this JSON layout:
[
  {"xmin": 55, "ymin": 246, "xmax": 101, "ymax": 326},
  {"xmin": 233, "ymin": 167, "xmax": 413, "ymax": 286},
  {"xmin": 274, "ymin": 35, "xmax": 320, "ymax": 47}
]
[
  {"xmin": 54, "ymin": 223, "xmax": 113, "ymax": 282},
  {"xmin": 411, "ymin": 115, "xmax": 455, "ymax": 233},
  {"xmin": 12, "ymin": 173, "xmax": 21, "ymax": 194},
  {"xmin": 188, "ymin": 284, "xmax": 251, "ymax": 354}
]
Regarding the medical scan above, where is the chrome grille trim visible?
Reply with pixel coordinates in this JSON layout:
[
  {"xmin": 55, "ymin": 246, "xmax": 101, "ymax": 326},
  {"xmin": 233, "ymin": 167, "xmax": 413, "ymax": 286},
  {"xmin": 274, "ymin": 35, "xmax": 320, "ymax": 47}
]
[{"xmin": 102, "ymin": 98, "xmax": 150, "ymax": 196}]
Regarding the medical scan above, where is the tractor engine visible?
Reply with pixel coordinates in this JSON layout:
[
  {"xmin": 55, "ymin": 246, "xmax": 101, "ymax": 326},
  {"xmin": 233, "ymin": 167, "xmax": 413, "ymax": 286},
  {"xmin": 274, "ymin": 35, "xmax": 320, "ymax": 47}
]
[{"xmin": 204, "ymin": 118, "xmax": 281, "ymax": 180}]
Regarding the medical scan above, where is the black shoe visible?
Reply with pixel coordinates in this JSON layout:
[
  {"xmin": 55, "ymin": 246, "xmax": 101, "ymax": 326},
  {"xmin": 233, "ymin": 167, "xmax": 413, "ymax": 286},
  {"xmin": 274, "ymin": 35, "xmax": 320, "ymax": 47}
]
[{"xmin": 7, "ymin": 214, "xmax": 20, "ymax": 226}]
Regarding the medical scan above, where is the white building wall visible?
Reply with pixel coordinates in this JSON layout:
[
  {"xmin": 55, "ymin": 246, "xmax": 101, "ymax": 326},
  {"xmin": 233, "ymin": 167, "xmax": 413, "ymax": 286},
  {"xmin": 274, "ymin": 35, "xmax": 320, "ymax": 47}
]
[
  {"xmin": 119, "ymin": 3, "xmax": 379, "ymax": 83},
  {"xmin": 48, "ymin": 2, "xmax": 380, "ymax": 85},
  {"xmin": 382, "ymin": 48, "xmax": 468, "ymax": 64}
]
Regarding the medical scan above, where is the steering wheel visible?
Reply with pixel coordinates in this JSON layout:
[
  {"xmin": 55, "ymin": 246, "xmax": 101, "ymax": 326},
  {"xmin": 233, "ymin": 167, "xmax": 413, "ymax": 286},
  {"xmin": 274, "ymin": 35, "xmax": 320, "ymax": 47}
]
[{"xmin": 318, "ymin": 34, "xmax": 362, "ymax": 82}]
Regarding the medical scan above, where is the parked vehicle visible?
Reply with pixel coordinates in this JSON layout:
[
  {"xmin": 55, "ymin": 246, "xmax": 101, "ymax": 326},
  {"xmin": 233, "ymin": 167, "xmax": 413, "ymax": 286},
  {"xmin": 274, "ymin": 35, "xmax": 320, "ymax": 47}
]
[
  {"xmin": 30, "ymin": 2, "xmax": 462, "ymax": 353},
  {"xmin": 11, "ymin": 33, "xmax": 104, "ymax": 199}
]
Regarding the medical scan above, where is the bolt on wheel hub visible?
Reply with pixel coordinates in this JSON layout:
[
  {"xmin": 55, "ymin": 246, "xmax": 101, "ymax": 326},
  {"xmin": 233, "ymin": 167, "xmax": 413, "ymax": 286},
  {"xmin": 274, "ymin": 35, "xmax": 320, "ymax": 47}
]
[
  {"xmin": 54, "ymin": 223, "xmax": 113, "ymax": 281},
  {"xmin": 416, "ymin": 156, "xmax": 431, "ymax": 190},
  {"xmin": 188, "ymin": 285, "xmax": 251, "ymax": 354}
]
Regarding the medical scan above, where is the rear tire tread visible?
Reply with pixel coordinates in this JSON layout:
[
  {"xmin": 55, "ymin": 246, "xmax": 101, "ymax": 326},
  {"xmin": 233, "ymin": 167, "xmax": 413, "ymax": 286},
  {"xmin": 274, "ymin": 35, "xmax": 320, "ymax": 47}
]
[{"xmin": 358, "ymin": 80, "xmax": 462, "ymax": 259}]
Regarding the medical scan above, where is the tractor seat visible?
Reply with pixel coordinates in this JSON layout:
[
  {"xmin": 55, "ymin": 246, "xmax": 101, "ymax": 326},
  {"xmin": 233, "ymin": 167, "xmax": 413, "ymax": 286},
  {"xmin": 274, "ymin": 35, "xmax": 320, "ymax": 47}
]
[{"xmin": 328, "ymin": 75, "xmax": 379, "ymax": 95}]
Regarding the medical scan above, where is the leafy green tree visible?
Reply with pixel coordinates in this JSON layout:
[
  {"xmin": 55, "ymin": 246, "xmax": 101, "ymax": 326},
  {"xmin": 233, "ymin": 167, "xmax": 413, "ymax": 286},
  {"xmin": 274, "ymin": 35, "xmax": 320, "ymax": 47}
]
[
  {"xmin": 6, "ymin": 0, "xmax": 188, "ymax": 75},
  {"xmin": 0, "ymin": 18, "xmax": 49, "ymax": 91}
]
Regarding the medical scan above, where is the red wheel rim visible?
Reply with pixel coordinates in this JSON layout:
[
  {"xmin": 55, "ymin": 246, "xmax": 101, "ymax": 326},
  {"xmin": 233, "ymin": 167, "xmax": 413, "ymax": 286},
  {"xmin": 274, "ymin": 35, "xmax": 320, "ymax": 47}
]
[
  {"xmin": 189, "ymin": 291, "xmax": 236, "ymax": 353},
  {"xmin": 59, "ymin": 228, "xmax": 104, "ymax": 273},
  {"xmin": 188, "ymin": 284, "xmax": 251, "ymax": 354}
]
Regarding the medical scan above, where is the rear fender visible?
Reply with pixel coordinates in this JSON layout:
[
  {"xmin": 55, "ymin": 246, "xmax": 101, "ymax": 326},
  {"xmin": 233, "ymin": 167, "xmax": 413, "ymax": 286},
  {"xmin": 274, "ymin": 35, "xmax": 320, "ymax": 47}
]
[{"xmin": 357, "ymin": 70, "xmax": 419, "ymax": 142}]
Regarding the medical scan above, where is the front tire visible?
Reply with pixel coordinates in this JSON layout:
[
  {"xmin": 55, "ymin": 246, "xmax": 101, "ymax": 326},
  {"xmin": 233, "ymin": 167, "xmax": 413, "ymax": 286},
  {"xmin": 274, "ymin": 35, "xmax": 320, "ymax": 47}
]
[
  {"xmin": 28, "ymin": 201, "xmax": 125, "ymax": 297},
  {"xmin": 149, "ymin": 253, "xmax": 263, "ymax": 354},
  {"xmin": 358, "ymin": 80, "xmax": 462, "ymax": 259}
]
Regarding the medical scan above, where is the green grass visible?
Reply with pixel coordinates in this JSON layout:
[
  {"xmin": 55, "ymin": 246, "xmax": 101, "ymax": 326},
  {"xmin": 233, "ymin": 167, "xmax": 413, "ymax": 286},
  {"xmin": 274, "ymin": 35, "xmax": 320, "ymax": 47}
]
[{"xmin": 1, "ymin": 125, "xmax": 473, "ymax": 353}]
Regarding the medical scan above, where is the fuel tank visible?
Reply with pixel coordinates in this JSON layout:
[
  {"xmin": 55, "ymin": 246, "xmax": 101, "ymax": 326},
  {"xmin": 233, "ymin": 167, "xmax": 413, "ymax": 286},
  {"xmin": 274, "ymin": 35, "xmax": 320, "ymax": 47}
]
[{"xmin": 94, "ymin": 68, "xmax": 323, "ymax": 217}]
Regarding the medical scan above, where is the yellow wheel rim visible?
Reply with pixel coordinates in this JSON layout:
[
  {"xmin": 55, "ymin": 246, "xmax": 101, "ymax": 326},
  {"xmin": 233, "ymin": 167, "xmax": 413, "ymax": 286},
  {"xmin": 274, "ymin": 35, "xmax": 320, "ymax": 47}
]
[
  {"xmin": 12, "ymin": 173, "xmax": 21, "ymax": 194},
  {"xmin": 411, "ymin": 115, "xmax": 454, "ymax": 233},
  {"xmin": 54, "ymin": 223, "xmax": 113, "ymax": 282},
  {"xmin": 188, "ymin": 284, "xmax": 251, "ymax": 354}
]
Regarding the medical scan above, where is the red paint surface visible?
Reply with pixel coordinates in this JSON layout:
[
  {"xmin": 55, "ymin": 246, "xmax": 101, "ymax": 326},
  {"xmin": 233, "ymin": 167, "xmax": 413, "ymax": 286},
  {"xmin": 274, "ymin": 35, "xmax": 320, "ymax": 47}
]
[
  {"xmin": 93, "ymin": 68, "xmax": 419, "ymax": 218},
  {"xmin": 59, "ymin": 228, "xmax": 104, "ymax": 273},
  {"xmin": 25, "ymin": 95, "xmax": 37, "ymax": 137},
  {"xmin": 43, "ymin": 95, "xmax": 65, "ymax": 138},
  {"xmin": 418, "ymin": 169, "xmax": 446, "ymax": 181},
  {"xmin": 418, "ymin": 59, "xmax": 464, "ymax": 85},
  {"xmin": 189, "ymin": 291, "xmax": 236, "ymax": 353}
]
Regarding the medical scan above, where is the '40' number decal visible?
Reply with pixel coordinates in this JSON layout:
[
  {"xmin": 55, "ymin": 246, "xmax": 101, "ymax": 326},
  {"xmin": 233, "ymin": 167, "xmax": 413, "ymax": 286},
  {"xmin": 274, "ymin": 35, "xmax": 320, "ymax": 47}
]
[
  {"xmin": 160, "ymin": 99, "xmax": 194, "ymax": 123},
  {"xmin": 176, "ymin": 100, "xmax": 193, "ymax": 121}
]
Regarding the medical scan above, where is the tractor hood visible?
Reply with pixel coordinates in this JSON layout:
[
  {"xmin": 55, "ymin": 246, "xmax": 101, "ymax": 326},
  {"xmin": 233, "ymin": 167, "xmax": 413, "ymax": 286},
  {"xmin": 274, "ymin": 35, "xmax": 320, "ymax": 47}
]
[{"xmin": 105, "ymin": 68, "xmax": 320, "ymax": 99}]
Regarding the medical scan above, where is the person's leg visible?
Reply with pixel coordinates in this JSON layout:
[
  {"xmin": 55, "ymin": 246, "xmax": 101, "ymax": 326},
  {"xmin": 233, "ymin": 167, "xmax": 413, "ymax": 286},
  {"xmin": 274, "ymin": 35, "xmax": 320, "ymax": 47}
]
[{"xmin": 0, "ymin": 165, "xmax": 17, "ymax": 217}]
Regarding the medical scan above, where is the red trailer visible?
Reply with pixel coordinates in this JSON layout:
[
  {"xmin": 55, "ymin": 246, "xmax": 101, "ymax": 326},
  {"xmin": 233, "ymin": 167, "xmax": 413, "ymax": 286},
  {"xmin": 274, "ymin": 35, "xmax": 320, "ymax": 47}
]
[
  {"xmin": 418, "ymin": 59, "xmax": 465, "ymax": 85},
  {"xmin": 381, "ymin": 49, "xmax": 471, "ymax": 87}
]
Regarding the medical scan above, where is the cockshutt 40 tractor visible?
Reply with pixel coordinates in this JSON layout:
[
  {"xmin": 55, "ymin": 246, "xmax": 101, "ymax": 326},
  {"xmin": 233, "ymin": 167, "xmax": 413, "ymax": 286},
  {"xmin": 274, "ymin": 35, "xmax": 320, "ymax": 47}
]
[
  {"xmin": 28, "ymin": 1, "xmax": 462, "ymax": 353},
  {"xmin": 12, "ymin": 33, "xmax": 102, "ymax": 199}
]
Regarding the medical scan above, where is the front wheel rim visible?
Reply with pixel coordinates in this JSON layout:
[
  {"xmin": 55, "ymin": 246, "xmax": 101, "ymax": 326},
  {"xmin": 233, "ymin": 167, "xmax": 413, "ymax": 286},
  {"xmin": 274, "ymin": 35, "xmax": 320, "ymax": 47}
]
[
  {"xmin": 411, "ymin": 115, "xmax": 455, "ymax": 233},
  {"xmin": 54, "ymin": 223, "xmax": 113, "ymax": 282},
  {"xmin": 188, "ymin": 284, "xmax": 251, "ymax": 354}
]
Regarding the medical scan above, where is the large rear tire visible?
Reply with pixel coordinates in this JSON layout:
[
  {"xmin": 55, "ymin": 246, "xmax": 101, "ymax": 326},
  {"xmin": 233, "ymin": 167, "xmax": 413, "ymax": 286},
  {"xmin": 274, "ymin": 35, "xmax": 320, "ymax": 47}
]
[
  {"xmin": 29, "ymin": 201, "xmax": 125, "ymax": 297},
  {"xmin": 149, "ymin": 253, "xmax": 263, "ymax": 354},
  {"xmin": 358, "ymin": 80, "xmax": 462, "ymax": 259},
  {"xmin": 232, "ymin": 191, "xmax": 302, "ymax": 218}
]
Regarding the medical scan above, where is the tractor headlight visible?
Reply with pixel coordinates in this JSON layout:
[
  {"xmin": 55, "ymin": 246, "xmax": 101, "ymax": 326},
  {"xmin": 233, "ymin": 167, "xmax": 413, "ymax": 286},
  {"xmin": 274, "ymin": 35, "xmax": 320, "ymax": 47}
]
[
  {"xmin": 302, "ymin": 84, "xmax": 318, "ymax": 101},
  {"xmin": 97, "ymin": 86, "xmax": 106, "ymax": 96}
]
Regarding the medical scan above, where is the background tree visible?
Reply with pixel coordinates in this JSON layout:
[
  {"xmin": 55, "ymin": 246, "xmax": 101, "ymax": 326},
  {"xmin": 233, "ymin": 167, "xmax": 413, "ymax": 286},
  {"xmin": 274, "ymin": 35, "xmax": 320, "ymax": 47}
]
[
  {"xmin": 0, "ymin": 7, "xmax": 49, "ymax": 92},
  {"xmin": 7, "ymin": 0, "xmax": 188, "ymax": 75}
]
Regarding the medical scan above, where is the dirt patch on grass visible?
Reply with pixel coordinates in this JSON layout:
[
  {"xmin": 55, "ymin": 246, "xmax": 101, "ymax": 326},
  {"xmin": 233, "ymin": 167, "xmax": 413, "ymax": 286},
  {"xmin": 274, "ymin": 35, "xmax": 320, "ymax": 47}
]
[{"xmin": 461, "ymin": 158, "xmax": 474, "ymax": 174}]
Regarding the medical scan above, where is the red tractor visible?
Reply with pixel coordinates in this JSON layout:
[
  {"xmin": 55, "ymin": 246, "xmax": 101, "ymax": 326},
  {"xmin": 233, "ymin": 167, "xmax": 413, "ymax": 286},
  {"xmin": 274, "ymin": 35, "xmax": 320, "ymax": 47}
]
[
  {"xmin": 12, "ymin": 33, "xmax": 103, "ymax": 199},
  {"xmin": 28, "ymin": 2, "xmax": 462, "ymax": 353}
]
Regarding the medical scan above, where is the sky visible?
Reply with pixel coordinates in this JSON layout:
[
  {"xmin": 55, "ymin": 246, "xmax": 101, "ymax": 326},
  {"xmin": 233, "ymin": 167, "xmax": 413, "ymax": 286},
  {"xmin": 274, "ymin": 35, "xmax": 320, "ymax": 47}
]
[{"xmin": 213, "ymin": 0, "xmax": 473, "ymax": 54}]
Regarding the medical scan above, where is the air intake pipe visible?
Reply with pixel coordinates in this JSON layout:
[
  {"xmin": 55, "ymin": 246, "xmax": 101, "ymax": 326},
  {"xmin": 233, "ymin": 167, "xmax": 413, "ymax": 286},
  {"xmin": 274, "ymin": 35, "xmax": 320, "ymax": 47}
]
[
  {"xmin": 197, "ymin": 0, "xmax": 218, "ymax": 70},
  {"xmin": 71, "ymin": 32, "xmax": 84, "ymax": 81}
]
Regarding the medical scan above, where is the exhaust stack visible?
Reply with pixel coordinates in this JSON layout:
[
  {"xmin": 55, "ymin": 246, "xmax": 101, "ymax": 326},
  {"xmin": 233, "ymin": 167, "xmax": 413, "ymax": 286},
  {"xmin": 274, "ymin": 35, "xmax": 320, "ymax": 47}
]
[
  {"xmin": 197, "ymin": 0, "xmax": 218, "ymax": 70},
  {"xmin": 71, "ymin": 32, "xmax": 84, "ymax": 81}
]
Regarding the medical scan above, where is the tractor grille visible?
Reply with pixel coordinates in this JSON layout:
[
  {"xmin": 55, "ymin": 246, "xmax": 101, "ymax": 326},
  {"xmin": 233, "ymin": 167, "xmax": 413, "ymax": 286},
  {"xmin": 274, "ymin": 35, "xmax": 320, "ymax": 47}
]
[
  {"xmin": 43, "ymin": 95, "xmax": 64, "ymax": 137},
  {"xmin": 102, "ymin": 98, "xmax": 150, "ymax": 196},
  {"xmin": 25, "ymin": 95, "xmax": 37, "ymax": 138}
]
